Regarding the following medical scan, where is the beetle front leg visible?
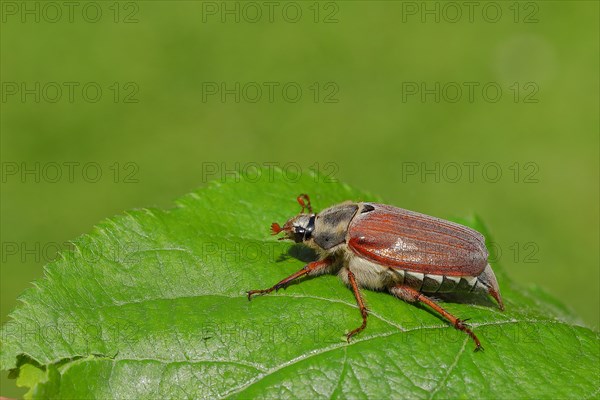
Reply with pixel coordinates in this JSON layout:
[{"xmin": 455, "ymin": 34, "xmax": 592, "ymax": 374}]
[
  {"xmin": 345, "ymin": 269, "xmax": 369, "ymax": 342},
  {"xmin": 296, "ymin": 193, "xmax": 312, "ymax": 214},
  {"xmin": 246, "ymin": 257, "xmax": 333, "ymax": 300},
  {"xmin": 390, "ymin": 285, "xmax": 482, "ymax": 351}
]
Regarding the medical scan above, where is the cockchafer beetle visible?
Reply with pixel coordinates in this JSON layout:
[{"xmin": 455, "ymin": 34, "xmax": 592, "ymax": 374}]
[{"xmin": 247, "ymin": 194, "xmax": 504, "ymax": 351}]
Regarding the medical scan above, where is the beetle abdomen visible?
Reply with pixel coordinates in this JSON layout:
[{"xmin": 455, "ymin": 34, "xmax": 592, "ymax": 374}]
[
  {"xmin": 347, "ymin": 203, "xmax": 488, "ymax": 277},
  {"xmin": 345, "ymin": 255, "xmax": 492, "ymax": 294}
]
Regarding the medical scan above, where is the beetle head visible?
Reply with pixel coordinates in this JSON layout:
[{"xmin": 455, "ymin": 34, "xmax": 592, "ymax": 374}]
[{"xmin": 271, "ymin": 213, "xmax": 315, "ymax": 243}]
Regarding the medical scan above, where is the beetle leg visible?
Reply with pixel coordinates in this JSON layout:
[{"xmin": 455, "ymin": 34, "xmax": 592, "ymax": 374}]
[
  {"xmin": 345, "ymin": 269, "xmax": 369, "ymax": 342},
  {"xmin": 246, "ymin": 257, "xmax": 332, "ymax": 300},
  {"xmin": 390, "ymin": 285, "xmax": 483, "ymax": 351},
  {"xmin": 296, "ymin": 194, "xmax": 312, "ymax": 214}
]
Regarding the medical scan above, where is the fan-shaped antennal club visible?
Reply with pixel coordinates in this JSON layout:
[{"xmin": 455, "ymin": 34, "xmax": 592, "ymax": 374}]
[{"xmin": 271, "ymin": 222, "xmax": 283, "ymax": 235}]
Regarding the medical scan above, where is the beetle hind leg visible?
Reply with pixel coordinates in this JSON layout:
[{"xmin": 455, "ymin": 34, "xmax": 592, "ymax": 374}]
[{"xmin": 390, "ymin": 285, "xmax": 483, "ymax": 351}]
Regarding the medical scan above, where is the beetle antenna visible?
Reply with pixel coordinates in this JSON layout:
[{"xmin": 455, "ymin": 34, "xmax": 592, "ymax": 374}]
[
  {"xmin": 297, "ymin": 194, "xmax": 312, "ymax": 214},
  {"xmin": 271, "ymin": 222, "xmax": 283, "ymax": 235}
]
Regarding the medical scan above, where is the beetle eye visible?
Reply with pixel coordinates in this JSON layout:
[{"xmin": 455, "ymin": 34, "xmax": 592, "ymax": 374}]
[{"xmin": 293, "ymin": 227, "xmax": 305, "ymax": 243}]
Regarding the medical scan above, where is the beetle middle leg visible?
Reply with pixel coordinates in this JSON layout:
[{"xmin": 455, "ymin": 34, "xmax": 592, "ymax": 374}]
[
  {"xmin": 390, "ymin": 285, "xmax": 482, "ymax": 351},
  {"xmin": 345, "ymin": 269, "xmax": 369, "ymax": 342},
  {"xmin": 246, "ymin": 257, "xmax": 333, "ymax": 300}
]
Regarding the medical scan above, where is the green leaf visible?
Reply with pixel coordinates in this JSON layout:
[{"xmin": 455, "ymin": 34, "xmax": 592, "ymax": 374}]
[{"xmin": 2, "ymin": 170, "xmax": 598, "ymax": 399}]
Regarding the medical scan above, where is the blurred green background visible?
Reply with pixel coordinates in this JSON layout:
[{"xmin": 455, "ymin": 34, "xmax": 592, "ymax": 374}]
[{"xmin": 1, "ymin": 1, "xmax": 598, "ymax": 396}]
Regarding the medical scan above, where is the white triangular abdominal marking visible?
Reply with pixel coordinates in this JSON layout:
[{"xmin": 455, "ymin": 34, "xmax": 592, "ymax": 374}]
[
  {"xmin": 405, "ymin": 271, "xmax": 424, "ymax": 281},
  {"xmin": 427, "ymin": 274, "xmax": 444, "ymax": 284},
  {"xmin": 465, "ymin": 276, "xmax": 478, "ymax": 287}
]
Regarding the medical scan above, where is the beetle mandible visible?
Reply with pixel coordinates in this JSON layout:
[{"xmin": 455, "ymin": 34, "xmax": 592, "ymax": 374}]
[{"xmin": 247, "ymin": 194, "xmax": 504, "ymax": 351}]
